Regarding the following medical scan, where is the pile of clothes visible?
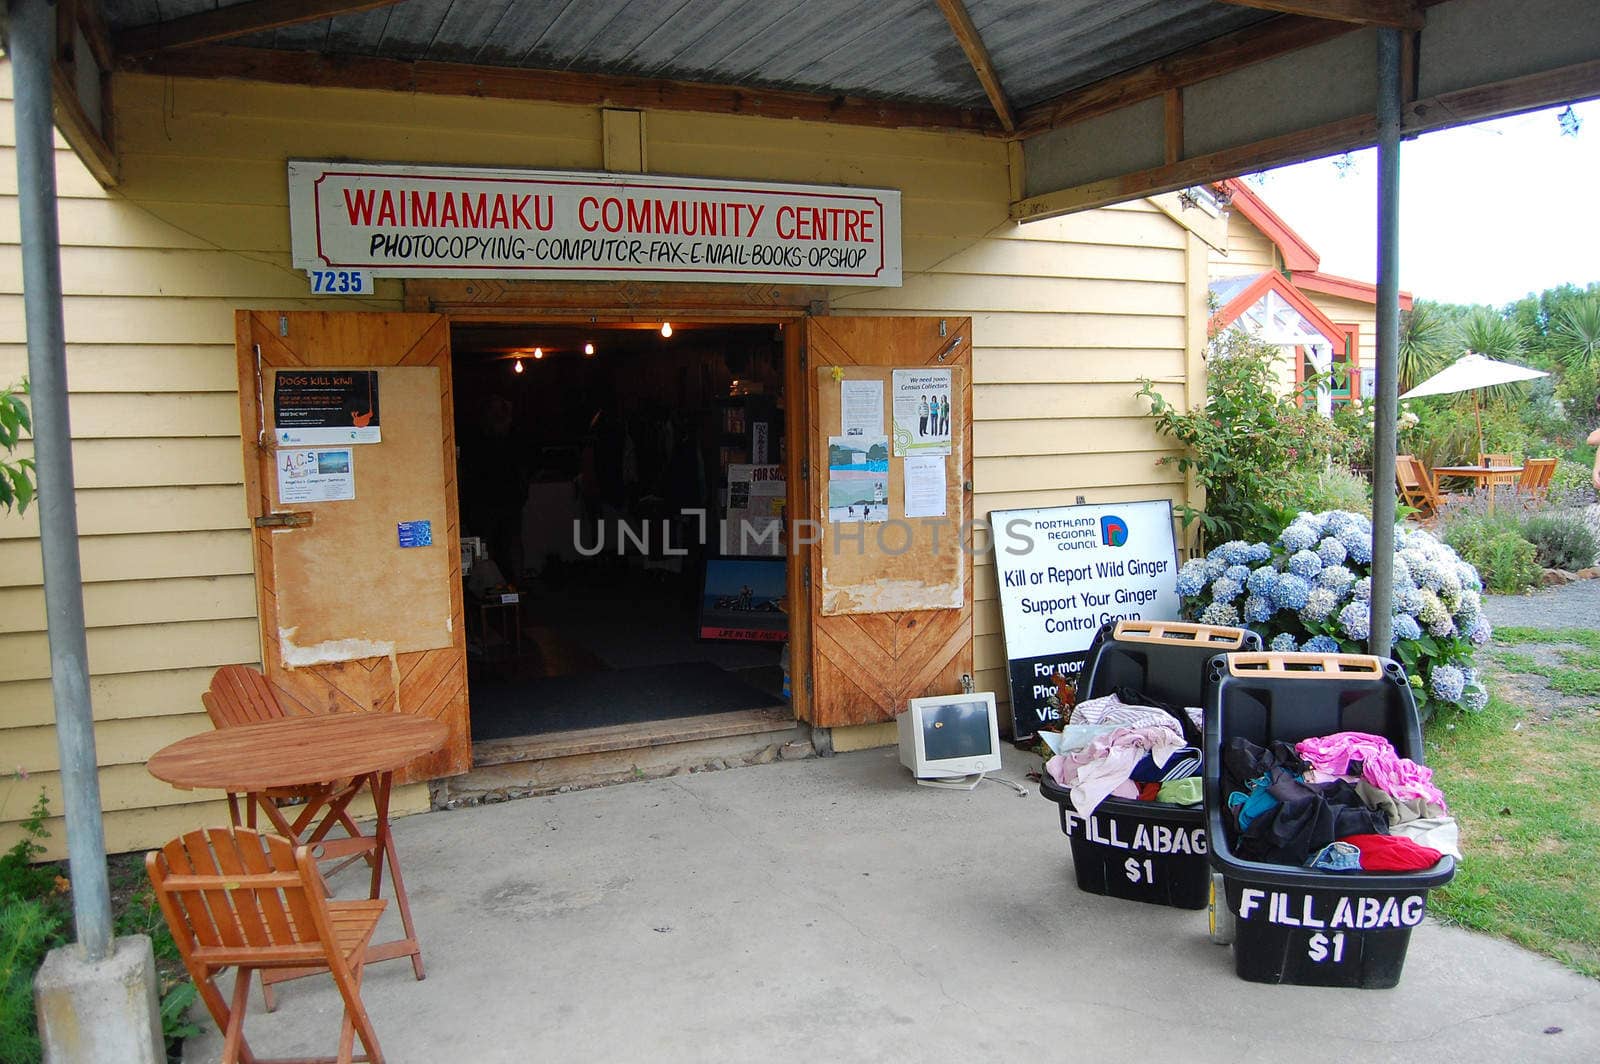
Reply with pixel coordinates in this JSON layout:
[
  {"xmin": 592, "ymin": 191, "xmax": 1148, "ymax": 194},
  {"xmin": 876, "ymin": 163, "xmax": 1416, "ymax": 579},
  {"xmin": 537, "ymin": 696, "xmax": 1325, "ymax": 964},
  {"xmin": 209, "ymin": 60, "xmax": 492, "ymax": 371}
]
[
  {"xmin": 1223, "ymin": 731, "xmax": 1458, "ymax": 873},
  {"xmin": 1044, "ymin": 689, "xmax": 1205, "ymax": 819}
]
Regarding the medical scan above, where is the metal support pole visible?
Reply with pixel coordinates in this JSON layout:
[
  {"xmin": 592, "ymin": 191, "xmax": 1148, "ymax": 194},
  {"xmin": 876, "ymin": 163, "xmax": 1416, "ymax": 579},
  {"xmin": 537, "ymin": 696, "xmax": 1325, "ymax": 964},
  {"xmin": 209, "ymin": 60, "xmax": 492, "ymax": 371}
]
[
  {"xmin": 9, "ymin": 0, "xmax": 113, "ymax": 961},
  {"xmin": 1369, "ymin": 28, "xmax": 1403, "ymax": 657}
]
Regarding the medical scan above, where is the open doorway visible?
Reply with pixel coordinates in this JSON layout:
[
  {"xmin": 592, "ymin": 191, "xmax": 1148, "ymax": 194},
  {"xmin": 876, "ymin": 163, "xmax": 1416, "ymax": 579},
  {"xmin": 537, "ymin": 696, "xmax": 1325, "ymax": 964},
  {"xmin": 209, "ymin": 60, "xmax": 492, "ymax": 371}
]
[{"xmin": 450, "ymin": 319, "xmax": 792, "ymax": 745}]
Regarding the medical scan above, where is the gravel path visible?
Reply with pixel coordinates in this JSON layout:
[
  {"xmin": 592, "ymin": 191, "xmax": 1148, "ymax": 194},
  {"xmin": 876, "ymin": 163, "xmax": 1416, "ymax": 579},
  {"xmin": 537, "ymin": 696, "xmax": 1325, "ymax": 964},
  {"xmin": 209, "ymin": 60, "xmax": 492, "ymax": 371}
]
[{"xmin": 1483, "ymin": 578, "xmax": 1600, "ymax": 631}]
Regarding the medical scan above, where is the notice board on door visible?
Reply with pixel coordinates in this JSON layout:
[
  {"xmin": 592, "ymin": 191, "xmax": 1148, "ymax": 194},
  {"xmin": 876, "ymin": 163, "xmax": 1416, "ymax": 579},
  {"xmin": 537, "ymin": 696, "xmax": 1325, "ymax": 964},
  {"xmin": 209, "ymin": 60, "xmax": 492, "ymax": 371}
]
[
  {"xmin": 814, "ymin": 365, "xmax": 965, "ymax": 615},
  {"xmin": 268, "ymin": 365, "xmax": 454, "ymax": 664}
]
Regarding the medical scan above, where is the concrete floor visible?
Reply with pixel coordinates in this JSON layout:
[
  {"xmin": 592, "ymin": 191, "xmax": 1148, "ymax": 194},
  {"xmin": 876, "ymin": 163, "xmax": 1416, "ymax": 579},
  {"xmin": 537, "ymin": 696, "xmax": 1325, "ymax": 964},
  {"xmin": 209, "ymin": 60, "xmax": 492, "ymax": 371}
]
[{"xmin": 184, "ymin": 747, "xmax": 1600, "ymax": 1063}]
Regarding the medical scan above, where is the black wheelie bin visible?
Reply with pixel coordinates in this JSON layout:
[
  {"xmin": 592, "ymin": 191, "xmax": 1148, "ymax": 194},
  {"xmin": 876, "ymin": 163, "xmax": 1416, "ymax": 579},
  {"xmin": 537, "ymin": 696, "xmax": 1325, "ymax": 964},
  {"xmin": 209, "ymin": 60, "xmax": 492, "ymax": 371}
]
[
  {"xmin": 1039, "ymin": 619, "xmax": 1262, "ymax": 909},
  {"xmin": 1203, "ymin": 651, "xmax": 1455, "ymax": 987}
]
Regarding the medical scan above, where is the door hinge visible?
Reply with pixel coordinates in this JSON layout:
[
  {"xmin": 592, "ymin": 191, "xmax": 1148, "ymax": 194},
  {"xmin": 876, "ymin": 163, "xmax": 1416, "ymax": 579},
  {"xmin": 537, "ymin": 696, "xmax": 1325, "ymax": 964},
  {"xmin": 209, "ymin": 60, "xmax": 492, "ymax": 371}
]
[
  {"xmin": 254, "ymin": 511, "xmax": 313, "ymax": 529},
  {"xmin": 805, "ymin": 672, "xmax": 814, "ymax": 696},
  {"xmin": 802, "ymin": 562, "xmax": 811, "ymax": 589},
  {"xmin": 799, "ymin": 348, "xmax": 807, "ymax": 370},
  {"xmin": 800, "ymin": 458, "xmax": 810, "ymax": 481}
]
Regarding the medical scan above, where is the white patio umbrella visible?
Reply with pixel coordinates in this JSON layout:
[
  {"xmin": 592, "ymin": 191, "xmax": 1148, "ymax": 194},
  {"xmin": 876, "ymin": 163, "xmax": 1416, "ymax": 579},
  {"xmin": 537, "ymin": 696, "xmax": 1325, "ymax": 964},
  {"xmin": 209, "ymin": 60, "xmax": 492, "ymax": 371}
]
[{"xmin": 1399, "ymin": 351, "xmax": 1548, "ymax": 461}]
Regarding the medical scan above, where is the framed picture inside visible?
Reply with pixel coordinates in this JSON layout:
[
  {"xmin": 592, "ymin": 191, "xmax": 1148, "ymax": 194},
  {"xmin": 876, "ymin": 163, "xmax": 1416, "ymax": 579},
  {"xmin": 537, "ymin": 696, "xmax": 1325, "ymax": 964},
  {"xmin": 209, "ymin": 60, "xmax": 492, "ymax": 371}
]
[{"xmin": 698, "ymin": 557, "xmax": 788, "ymax": 642}]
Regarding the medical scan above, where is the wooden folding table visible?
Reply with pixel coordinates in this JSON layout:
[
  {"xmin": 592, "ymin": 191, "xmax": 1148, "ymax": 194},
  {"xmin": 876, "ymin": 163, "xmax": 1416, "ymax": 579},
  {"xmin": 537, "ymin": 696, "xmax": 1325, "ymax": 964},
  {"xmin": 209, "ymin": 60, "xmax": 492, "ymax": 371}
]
[{"xmin": 148, "ymin": 713, "xmax": 448, "ymax": 1003}]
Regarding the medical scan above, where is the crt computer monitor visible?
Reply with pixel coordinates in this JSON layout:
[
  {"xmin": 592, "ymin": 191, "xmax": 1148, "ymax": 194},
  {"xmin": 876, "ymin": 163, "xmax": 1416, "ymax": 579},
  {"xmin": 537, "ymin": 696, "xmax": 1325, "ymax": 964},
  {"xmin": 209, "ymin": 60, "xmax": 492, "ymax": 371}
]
[{"xmin": 897, "ymin": 693, "xmax": 1002, "ymax": 790}]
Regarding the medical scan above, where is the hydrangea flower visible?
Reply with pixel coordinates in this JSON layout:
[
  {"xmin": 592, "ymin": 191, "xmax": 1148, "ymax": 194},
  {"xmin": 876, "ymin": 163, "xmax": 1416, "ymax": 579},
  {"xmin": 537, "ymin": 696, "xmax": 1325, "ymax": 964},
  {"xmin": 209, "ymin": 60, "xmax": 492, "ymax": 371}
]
[
  {"xmin": 1299, "ymin": 587, "xmax": 1339, "ymax": 624},
  {"xmin": 1243, "ymin": 594, "xmax": 1274, "ymax": 623},
  {"xmin": 1316, "ymin": 536, "xmax": 1348, "ymax": 566},
  {"xmin": 1391, "ymin": 614, "xmax": 1423, "ymax": 642},
  {"xmin": 1429, "ymin": 664, "xmax": 1465, "ymax": 704},
  {"xmin": 1352, "ymin": 576, "xmax": 1372, "ymax": 602},
  {"xmin": 1269, "ymin": 632, "xmax": 1299, "ymax": 652},
  {"xmin": 1316, "ymin": 565, "xmax": 1355, "ymax": 596},
  {"xmin": 1280, "ymin": 523, "xmax": 1319, "ymax": 553},
  {"xmin": 1288, "ymin": 550, "xmax": 1323, "ymax": 579},
  {"xmin": 1418, "ymin": 588, "xmax": 1449, "ymax": 628},
  {"xmin": 1456, "ymin": 563, "xmax": 1482, "ymax": 592},
  {"xmin": 1224, "ymin": 564, "xmax": 1252, "ymax": 586},
  {"xmin": 1272, "ymin": 574, "xmax": 1312, "ymax": 611},
  {"xmin": 1468, "ymin": 616, "xmax": 1493, "ymax": 647},
  {"xmin": 1246, "ymin": 542, "xmax": 1275, "ymax": 564},
  {"xmin": 1454, "ymin": 589, "xmax": 1482, "ymax": 621},
  {"xmin": 1302, "ymin": 634, "xmax": 1340, "ymax": 654},
  {"xmin": 1337, "ymin": 601, "xmax": 1371, "ymax": 641},
  {"xmin": 1198, "ymin": 601, "xmax": 1240, "ymax": 627},
  {"xmin": 1203, "ymin": 556, "xmax": 1227, "ymax": 580},
  {"xmin": 1246, "ymin": 566, "xmax": 1279, "ymax": 597},
  {"xmin": 1176, "ymin": 559, "xmax": 1208, "ymax": 596},
  {"xmin": 1397, "ymin": 586, "xmax": 1425, "ymax": 615},
  {"xmin": 1210, "ymin": 576, "xmax": 1243, "ymax": 603},
  {"xmin": 1341, "ymin": 530, "xmax": 1374, "ymax": 564},
  {"xmin": 1212, "ymin": 541, "xmax": 1262, "ymax": 566},
  {"xmin": 1461, "ymin": 685, "xmax": 1489, "ymax": 712}
]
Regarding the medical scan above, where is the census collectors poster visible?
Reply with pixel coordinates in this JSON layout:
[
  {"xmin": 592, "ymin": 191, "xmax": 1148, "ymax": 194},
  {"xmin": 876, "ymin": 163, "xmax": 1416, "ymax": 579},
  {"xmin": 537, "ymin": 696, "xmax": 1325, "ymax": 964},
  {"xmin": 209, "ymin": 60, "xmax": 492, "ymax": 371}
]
[{"xmin": 991, "ymin": 501, "xmax": 1180, "ymax": 739}]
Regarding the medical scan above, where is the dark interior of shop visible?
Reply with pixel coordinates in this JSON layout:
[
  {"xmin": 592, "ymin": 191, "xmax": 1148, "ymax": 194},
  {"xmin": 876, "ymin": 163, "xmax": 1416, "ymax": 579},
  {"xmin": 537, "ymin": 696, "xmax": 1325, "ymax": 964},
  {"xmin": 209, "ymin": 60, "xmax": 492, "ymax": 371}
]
[{"xmin": 450, "ymin": 320, "xmax": 790, "ymax": 742}]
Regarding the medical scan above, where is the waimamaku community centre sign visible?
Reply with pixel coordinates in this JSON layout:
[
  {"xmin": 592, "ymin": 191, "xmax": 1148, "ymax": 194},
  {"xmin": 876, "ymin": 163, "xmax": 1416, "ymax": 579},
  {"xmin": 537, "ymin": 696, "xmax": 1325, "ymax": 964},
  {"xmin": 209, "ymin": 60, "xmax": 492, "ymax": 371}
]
[{"xmin": 289, "ymin": 160, "xmax": 902, "ymax": 286}]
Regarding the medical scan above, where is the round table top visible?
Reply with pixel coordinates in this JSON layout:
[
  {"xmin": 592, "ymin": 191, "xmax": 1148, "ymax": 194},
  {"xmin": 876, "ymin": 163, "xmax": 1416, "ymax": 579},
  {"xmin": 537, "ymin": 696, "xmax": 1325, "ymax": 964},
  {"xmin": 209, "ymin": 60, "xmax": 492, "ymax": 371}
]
[
  {"xmin": 148, "ymin": 713, "xmax": 449, "ymax": 792},
  {"xmin": 1433, "ymin": 464, "xmax": 1523, "ymax": 475}
]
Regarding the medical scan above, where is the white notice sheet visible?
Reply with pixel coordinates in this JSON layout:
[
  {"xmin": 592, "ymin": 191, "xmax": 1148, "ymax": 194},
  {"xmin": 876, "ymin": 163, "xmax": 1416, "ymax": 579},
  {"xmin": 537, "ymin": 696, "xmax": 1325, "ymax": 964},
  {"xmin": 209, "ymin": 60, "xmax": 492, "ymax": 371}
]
[
  {"xmin": 902, "ymin": 454, "xmax": 947, "ymax": 518},
  {"xmin": 839, "ymin": 379, "xmax": 884, "ymax": 438},
  {"xmin": 276, "ymin": 448, "xmax": 355, "ymax": 504}
]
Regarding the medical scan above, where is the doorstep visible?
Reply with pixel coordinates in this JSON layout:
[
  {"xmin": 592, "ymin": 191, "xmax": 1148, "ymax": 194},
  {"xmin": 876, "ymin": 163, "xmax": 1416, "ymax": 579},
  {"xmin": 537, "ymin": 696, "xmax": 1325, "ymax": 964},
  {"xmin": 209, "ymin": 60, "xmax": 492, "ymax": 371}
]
[{"xmin": 437, "ymin": 708, "xmax": 809, "ymax": 807}]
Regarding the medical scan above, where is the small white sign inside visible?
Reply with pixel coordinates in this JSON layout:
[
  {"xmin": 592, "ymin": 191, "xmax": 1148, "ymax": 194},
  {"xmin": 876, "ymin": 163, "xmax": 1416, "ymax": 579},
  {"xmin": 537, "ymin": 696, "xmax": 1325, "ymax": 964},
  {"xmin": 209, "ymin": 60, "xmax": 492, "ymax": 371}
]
[{"xmin": 276, "ymin": 448, "xmax": 355, "ymax": 504}]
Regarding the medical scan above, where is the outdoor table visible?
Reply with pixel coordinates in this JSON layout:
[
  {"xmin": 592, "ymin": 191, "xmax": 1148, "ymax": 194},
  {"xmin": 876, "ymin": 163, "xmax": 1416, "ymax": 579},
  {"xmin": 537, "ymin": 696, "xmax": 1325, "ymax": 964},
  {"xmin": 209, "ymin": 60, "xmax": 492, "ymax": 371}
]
[
  {"xmin": 147, "ymin": 712, "xmax": 448, "ymax": 994},
  {"xmin": 1432, "ymin": 464, "xmax": 1523, "ymax": 512}
]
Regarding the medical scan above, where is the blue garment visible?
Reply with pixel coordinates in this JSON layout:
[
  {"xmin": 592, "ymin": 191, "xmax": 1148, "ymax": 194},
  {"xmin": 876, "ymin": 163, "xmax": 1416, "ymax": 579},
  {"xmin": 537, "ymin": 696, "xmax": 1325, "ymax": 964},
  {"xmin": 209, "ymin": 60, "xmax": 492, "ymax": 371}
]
[
  {"xmin": 1304, "ymin": 840, "xmax": 1363, "ymax": 872},
  {"xmin": 1229, "ymin": 774, "xmax": 1280, "ymax": 829}
]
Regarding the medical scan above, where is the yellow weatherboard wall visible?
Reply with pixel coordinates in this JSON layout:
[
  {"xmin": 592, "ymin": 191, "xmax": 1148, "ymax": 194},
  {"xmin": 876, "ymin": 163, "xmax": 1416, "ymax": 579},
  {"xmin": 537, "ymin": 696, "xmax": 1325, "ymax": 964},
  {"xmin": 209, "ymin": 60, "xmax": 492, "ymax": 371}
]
[{"xmin": 0, "ymin": 65, "xmax": 1209, "ymax": 855}]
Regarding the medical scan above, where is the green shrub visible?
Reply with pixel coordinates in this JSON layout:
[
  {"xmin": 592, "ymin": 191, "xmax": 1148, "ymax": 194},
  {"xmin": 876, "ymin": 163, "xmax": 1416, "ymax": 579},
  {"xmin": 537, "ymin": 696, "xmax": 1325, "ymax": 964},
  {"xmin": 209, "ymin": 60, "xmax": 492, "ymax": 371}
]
[
  {"xmin": 0, "ymin": 897, "xmax": 61, "ymax": 1064},
  {"xmin": 1284, "ymin": 463, "xmax": 1371, "ymax": 516},
  {"xmin": 1522, "ymin": 513, "xmax": 1600, "ymax": 570},
  {"xmin": 1445, "ymin": 525, "xmax": 1542, "ymax": 593},
  {"xmin": 1552, "ymin": 458, "xmax": 1598, "ymax": 500}
]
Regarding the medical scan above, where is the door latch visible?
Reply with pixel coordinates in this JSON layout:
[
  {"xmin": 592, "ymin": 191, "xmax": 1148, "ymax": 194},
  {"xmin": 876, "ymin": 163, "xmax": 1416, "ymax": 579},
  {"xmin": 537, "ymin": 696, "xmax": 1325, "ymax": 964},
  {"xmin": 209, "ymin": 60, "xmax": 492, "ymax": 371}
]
[{"xmin": 254, "ymin": 512, "xmax": 313, "ymax": 529}]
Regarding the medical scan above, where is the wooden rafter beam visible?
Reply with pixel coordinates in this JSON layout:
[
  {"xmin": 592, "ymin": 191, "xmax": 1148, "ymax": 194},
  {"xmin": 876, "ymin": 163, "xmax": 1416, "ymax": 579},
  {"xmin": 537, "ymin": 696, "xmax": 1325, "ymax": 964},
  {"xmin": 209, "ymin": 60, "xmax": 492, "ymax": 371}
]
[
  {"xmin": 1012, "ymin": 14, "xmax": 1354, "ymax": 138},
  {"xmin": 1012, "ymin": 56, "xmax": 1600, "ymax": 220},
  {"xmin": 935, "ymin": 0, "xmax": 1015, "ymax": 133},
  {"xmin": 116, "ymin": 0, "xmax": 405, "ymax": 58},
  {"xmin": 119, "ymin": 45, "xmax": 1005, "ymax": 136},
  {"xmin": 1212, "ymin": 1, "xmax": 1426, "ymax": 31}
]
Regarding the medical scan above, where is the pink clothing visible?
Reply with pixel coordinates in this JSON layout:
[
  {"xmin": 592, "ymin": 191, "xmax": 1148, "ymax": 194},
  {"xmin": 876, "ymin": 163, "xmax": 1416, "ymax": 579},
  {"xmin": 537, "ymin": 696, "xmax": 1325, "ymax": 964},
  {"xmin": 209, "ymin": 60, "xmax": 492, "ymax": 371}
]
[
  {"xmin": 1046, "ymin": 725, "xmax": 1185, "ymax": 820},
  {"xmin": 1294, "ymin": 731, "xmax": 1447, "ymax": 812}
]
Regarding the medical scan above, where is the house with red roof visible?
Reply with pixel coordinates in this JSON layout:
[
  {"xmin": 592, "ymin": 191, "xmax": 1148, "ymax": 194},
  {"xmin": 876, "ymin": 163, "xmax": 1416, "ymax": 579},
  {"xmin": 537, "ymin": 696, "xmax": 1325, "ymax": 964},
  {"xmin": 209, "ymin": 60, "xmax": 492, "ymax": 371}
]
[{"xmin": 1207, "ymin": 178, "xmax": 1413, "ymax": 414}]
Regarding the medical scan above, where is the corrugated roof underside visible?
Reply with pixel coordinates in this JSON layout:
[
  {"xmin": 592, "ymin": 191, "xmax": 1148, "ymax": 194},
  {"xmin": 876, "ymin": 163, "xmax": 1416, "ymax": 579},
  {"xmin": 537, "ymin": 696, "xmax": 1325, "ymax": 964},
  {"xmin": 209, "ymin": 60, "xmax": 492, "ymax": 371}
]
[{"xmin": 107, "ymin": 0, "xmax": 1280, "ymax": 112}]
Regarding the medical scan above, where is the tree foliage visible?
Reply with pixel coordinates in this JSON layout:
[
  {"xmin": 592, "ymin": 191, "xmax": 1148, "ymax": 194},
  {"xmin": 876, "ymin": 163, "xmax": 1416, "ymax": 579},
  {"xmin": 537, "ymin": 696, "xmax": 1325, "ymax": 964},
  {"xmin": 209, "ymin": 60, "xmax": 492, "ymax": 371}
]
[{"xmin": 0, "ymin": 380, "xmax": 35, "ymax": 514}]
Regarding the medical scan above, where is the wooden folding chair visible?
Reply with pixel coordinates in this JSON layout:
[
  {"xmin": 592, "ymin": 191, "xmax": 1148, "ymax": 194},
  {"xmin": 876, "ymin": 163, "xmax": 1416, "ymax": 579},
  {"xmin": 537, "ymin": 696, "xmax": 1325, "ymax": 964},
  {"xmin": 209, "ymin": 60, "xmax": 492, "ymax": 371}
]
[
  {"xmin": 1518, "ymin": 457, "xmax": 1558, "ymax": 504},
  {"xmin": 147, "ymin": 827, "xmax": 387, "ymax": 1064},
  {"xmin": 1396, "ymin": 455, "xmax": 1444, "ymax": 518},
  {"xmin": 203, "ymin": 666, "xmax": 370, "ymax": 854},
  {"xmin": 1480, "ymin": 452, "xmax": 1519, "ymax": 488}
]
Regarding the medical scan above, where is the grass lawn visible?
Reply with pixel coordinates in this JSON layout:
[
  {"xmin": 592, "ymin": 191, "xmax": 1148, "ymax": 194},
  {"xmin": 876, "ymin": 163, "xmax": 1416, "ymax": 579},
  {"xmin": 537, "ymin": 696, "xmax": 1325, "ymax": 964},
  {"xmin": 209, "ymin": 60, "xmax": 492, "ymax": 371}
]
[{"xmin": 1425, "ymin": 628, "xmax": 1600, "ymax": 978}]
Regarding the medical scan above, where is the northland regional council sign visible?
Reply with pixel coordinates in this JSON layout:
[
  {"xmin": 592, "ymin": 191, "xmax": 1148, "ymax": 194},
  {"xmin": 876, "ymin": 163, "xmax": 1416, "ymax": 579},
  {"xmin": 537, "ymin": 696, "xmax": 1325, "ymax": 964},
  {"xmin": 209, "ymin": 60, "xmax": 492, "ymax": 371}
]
[{"xmin": 288, "ymin": 160, "xmax": 902, "ymax": 286}]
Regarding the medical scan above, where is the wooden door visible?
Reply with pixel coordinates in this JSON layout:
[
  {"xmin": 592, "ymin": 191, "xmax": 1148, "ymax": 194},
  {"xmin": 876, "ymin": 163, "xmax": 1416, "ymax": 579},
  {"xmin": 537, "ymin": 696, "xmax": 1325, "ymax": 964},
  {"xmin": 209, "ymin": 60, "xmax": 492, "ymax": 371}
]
[
  {"xmin": 801, "ymin": 317, "xmax": 973, "ymax": 728},
  {"xmin": 235, "ymin": 310, "xmax": 469, "ymax": 782}
]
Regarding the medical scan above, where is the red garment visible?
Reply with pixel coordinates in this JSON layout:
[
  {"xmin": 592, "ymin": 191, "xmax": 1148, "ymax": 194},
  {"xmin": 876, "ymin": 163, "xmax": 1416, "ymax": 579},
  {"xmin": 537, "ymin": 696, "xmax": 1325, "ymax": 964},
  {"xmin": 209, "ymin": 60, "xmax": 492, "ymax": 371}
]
[
  {"xmin": 1342, "ymin": 833, "xmax": 1444, "ymax": 872},
  {"xmin": 1137, "ymin": 782, "xmax": 1163, "ymax": 802}
]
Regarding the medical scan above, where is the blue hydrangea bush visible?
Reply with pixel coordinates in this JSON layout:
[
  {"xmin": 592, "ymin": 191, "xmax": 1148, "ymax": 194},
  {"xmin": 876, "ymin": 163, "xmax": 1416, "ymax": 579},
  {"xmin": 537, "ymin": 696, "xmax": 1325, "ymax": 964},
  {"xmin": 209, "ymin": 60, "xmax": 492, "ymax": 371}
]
[{"xmin": 1177, "ymin": 509, "xmax": 1490, "ymax": 717}]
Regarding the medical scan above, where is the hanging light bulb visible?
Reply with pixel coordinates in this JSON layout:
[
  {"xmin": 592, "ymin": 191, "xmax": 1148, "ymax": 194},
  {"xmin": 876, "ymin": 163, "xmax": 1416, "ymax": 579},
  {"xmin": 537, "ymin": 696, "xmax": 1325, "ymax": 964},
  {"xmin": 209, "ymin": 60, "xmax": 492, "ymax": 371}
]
[
  {"xmin": 660, "ymin": 322, "xmax": 673, "ymax": 338},
  {"xmin": 533, "ymin": 347, "xmax": 544, "ymax": 360},
  {"xmin": 584, "ymin": 341, "xmax": 595, "ymax": 356},
  {"xmin": 513, "ymin": 357, "xmax": 524, "ymax": 374}
]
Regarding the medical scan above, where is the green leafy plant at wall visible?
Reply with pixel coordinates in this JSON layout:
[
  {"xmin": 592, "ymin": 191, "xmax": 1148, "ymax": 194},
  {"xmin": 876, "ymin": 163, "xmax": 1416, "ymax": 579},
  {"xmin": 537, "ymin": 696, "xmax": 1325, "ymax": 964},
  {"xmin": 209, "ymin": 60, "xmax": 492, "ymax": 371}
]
[{"xmin": 0, "ymin": 380, "xmax": 36, "ymax": 514}]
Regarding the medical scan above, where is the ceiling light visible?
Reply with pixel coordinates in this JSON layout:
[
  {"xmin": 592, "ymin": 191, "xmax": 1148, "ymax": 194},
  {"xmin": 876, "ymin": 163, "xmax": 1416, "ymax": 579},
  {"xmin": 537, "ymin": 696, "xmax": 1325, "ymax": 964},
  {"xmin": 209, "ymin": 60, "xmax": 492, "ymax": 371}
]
[
  {"xmin": 660, "ymin": 322, "xmax": 673, "ymax": 338},
  {"xmin": 584, "ymin": 342, "xmax": 595, "ymax": 356},
  {"xmin": 533, "ymin": 347, "xmax": 544, "ymax": 359},
  {"xmin": 513, "ymin": 358, "xmax": 524, "ymax": 374}
]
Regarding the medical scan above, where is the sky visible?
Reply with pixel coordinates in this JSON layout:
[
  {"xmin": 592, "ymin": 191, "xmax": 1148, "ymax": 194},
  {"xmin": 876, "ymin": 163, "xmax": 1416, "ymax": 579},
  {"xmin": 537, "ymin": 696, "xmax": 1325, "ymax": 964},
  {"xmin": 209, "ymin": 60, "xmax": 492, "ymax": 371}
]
[{"xmin": 1242, "ymin": 100, "xmax": 1600, "ymax": 308}]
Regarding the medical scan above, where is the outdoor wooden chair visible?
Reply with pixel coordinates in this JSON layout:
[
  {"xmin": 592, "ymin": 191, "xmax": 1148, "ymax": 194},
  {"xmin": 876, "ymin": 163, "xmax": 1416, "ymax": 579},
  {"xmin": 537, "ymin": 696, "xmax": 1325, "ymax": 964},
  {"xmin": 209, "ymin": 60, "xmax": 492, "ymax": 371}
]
[
  {"xmin": 203, "ymin": 666, "xmax": 368, "ymax": 845},
  {"xmin": 1396, "ymin": 455, "xmax": 1445, "ymax": 518},
  {"xmin": 1517, "ymin": 457, "xmax": 1558, "ymax": 503},
  {"xmin": 146, "ymin": 827, "xmax": 387, "ymax": 1064},
  {"xmin": 1480, "ymin": 452, "xmax": 1519, "ymax": 488}
]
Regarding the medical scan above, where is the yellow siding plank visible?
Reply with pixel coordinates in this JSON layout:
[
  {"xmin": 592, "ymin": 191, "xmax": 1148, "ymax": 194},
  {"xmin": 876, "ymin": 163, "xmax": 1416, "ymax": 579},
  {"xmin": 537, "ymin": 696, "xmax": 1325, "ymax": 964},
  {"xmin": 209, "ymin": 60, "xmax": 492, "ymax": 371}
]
[
  {"xmin": 974, "ymin": 381, "xmax": 1183, "ymax": 420},
  {"xmin": 973, "ymin": 348, "xmax": 1184, "ymax": 383},
  {"xmin": 973, "ymin": 452, "xmax": 1185, "ymax": 494},
  {"xmin": 8, "ymin": 712, "xmax": 214, "ymax": 773},
  {"xmin": 0, "ymin": 344, "xmax": 240, "ymax": 392},
  {"xmin": 0, "ymin": 574, "xmax": 258, "ymax": 635},
  {"xmin": 974, "ymin": 417, "xmax": 1169, "ymax": 457},
  {"xmin": 1, "ymin": 666, "xmax": 231, "ymax": 728},
  {"xmin": 0, "ymin": 618, "xmax": 261, "ymax": 683},
  {"xmin": 0, "ymin": 530, "xmax": 254, "ymax": 588},
  {"xmin": 4, "ymin": 437, "xmax": 243, "ymax": 488},
  {"xmin": 0, "ymin": 486, "xmax": 247, "ymax": 539},
  {"xmin": 833, "ymin": 274, "xmax": 1186, "ymax": 316}
]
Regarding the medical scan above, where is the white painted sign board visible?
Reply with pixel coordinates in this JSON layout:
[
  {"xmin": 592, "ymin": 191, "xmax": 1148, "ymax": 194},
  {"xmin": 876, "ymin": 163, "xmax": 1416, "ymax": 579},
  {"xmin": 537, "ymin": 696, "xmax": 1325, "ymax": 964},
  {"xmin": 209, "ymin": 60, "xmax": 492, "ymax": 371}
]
[
  {"xmin": 289, "ymin": 160, "xmax": 901, "ymax": 286},
  {"xmin": 990, "ymin": 501, "xmax": 1180, "ymax": 739}
]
